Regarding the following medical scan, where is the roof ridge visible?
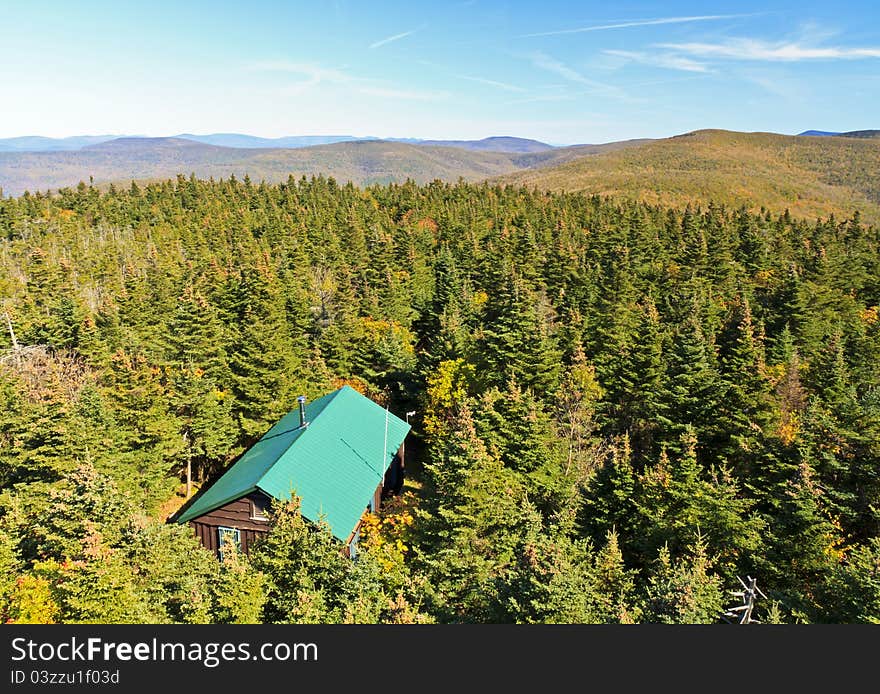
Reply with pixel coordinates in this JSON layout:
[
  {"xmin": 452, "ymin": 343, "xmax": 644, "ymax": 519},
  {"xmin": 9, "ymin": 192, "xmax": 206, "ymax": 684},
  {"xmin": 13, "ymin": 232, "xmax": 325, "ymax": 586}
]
[
  {"xmin": 254, "ymin": 386, "xmax": 346, "ymax": 492},
  {"xmin": 258, "ymin": 425, "xmax": 306, "ymax": 444}
]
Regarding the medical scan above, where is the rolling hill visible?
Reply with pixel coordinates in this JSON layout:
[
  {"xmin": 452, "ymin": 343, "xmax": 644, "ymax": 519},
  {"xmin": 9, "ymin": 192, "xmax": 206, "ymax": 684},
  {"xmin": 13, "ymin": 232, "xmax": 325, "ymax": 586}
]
[
  {"xmin": 175, "ymin": 134, "xmax": 556, "ymax": 152},
  {"xmin": 0, "ymin": 137, "xmax": 644, "ymax": 196},
  {"xmin": 496, "ymin": 129, "xmax": 880, "ymax": 224}
]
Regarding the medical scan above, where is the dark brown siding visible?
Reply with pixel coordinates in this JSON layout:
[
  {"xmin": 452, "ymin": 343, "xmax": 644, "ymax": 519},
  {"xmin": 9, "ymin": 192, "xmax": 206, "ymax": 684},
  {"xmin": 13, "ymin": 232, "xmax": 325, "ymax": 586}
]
[
  {"xmin": 189, "ymin": 487, "xmax": 384, "ymax": 559},
  {"xmin": 372, "ymin": 483, "xmax": 382, "ymax": 513},
  {"xmin": 188, "ymin": 492, "xmax": 270, "ymax": 556}
]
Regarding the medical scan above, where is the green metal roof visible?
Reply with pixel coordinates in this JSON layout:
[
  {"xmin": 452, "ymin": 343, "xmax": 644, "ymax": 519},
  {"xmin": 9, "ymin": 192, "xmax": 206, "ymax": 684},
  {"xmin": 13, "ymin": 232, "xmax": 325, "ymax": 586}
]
[{"xmin": 176, "ymin": 386, "xmax": 410, "ymax": 541}]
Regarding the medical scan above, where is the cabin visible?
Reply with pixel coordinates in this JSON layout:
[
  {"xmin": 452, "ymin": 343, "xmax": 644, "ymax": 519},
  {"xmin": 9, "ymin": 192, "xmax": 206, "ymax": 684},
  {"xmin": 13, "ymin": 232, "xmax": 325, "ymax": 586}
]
[{"xmin": 174, "ymin": 385, "xmax": 410, "ymax": 559}]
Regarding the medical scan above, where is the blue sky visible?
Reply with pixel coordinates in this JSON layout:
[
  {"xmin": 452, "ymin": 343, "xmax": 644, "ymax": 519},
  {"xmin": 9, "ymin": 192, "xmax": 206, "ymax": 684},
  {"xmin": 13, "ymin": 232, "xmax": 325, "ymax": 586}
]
[{"xmin": 1, "ymin": 1, "xmax": 878, "ymax": 143}]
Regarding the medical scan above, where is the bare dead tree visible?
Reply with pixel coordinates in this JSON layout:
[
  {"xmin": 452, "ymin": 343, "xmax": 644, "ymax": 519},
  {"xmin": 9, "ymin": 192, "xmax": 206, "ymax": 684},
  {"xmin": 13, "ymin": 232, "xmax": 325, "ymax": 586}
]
[
  {"xmin": 722, "ymin": 575, "xmax": 768, "ymax": 624},
  {"xmin": 4, "ymin": 308, "xmax": 20, "ymax": 351}
]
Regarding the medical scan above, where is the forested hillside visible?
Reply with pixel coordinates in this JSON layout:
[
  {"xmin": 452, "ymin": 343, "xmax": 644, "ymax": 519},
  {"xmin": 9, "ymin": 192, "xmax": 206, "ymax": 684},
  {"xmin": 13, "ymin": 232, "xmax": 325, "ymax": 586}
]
[
  {"xmin": 497, "ymin": 129, "xmax": 880, "ymax": 225},
  {"xmin": 0, "ymin": 176, "xmax": 878, "ymax": 624}
]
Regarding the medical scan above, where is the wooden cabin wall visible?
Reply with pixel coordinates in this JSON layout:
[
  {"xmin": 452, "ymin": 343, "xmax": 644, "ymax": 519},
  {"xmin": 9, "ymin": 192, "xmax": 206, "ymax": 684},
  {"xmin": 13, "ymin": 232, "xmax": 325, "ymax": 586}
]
[
  {"xmin": 189, "ymin": 483, "xmax": 386, "ymax": 558},
  {"xmin": 188, "ymin": 492, "xmax": 270, "ymax": 555}
]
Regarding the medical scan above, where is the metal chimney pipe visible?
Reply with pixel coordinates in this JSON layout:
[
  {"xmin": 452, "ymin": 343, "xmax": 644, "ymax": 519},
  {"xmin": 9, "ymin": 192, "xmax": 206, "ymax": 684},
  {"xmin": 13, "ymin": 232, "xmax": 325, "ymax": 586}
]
[{"xmin": 297, "ymin": 395, "xmax": 308, "ymax": 428}]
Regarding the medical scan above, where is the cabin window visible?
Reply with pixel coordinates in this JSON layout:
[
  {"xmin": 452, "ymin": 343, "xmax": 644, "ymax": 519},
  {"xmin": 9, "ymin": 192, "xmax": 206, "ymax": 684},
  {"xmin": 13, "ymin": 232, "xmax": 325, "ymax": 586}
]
[
  {"xmin": 250, "ymin": 495, "xmax": 270, "ymax": 521},
  {"xmin": 218, "ymin": 526, "xmax": 241, "ymax": 562}
]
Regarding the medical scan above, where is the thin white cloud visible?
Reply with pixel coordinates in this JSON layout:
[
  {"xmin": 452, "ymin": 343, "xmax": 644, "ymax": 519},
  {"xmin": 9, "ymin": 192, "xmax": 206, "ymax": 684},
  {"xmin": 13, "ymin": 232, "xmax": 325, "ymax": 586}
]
[
  {"xmin": 659, "ymin": 39, "xmax": 880, "ymax": 61},
  {"xmin": 455, "ymin": 74, "xmax": 527, "ymax": 92},
  {"xmin": 604, "ymin": 49, "xmax": 712, "ymax": 73},
  {"xmin": 737, "ymin": 70, "xmax": 806, "ymax": 100},
  {"xmin": 504, "ymin": 94, "xmax": 575, "ymax": 105},
  {"xmin": 249, "ymin": 61, "xmax": 356, "ymax": 82},
  {"xmin": 356, "ymin": 86, "xmax": 449, "ymax": 101},
  {"xmin": 521, "ymin": 14, "xmax": 755, "ymax": 38},
  {"xmin": 626, "ymin": 75, "xmax": 710, "ymax": 89},
  {"xmin": 369, "ymin": 27, "xmax": 421, "ymax": 49},
  {"xmin": 530, "ymin": 52, "xmax": 596, "ymax": 85},
  {"xmin": 529, "ymin": 51, "xmax": 631, "ymax": 100},
  {"xmin": 249, "ymin": 61, "xmax": 358, "ymax": 94},
  {"xmin": 251, "ymin": 60, "xmax": 445, "ymax": 101}
]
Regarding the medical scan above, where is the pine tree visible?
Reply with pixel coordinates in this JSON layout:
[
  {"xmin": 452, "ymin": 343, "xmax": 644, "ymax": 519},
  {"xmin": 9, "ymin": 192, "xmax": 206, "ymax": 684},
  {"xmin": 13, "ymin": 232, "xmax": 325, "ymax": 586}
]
[
  {"xmin": 101, "ymin": 350, "xmax": 182, "ymax": 505},
  {"xmin": 210, "ymin": 546, "xmax": 267, "ymax": 624},
  {"xmin": 823, "ymin": 537, "xmax": 880, "ymax": 623},
  {"xmin": 165, "ymin": 282, "xmax": 238, "ymax": 483},
  {"xmin": 0, "ymin": 519, "xmax": 21, "ymax": 620},
  {"xmin": 503, "ymin": 526, "xmax": 597, "ymax": 623},
  {"xmin": 581, "ymin": 436, "xmax": 637, "ymax": 547},
  {"xmin": 609, "ymin": 297, "xmax": 666, "ymax": 457},
  {"xmin": 634, "ymin": 427, "xmax": 764, "ymax": 581},
  {"xmin": 555, "ymin": 342, "xmax": 603, "ymax": 476}
]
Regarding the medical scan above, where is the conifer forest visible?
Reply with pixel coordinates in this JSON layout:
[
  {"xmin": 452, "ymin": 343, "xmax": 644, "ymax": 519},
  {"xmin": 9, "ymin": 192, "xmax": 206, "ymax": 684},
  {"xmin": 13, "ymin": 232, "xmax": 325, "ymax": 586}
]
[{"xmin": 1, "ymin": 175, "xmax": 878, "ymax": 624}]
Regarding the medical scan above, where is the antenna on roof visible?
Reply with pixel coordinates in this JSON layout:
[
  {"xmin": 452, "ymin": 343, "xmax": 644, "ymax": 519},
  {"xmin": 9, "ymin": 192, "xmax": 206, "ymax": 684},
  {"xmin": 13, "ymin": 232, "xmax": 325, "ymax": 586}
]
[{"xmin": 382, "ymin": 405, "xmax": 389, "ymax": 471}]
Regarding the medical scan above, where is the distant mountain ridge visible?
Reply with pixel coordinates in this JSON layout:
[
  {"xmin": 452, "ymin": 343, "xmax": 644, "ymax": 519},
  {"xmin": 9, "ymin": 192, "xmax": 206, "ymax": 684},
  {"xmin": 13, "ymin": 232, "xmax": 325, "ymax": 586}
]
[
  {"xmin": 799, "ymin": 129, "xmax": 880, "ymax": 139},
  {"xmin": 0, "ymin": 135, "xmax": 121, "ymax": 152},
  {"xmin": 4, "ymin": 130, "xmax": 875, "ymax": 155},
  {"xmin": 174, "ymin": 133, "xmax": 374, "ymax": 148},
  {"xmin": 798, "ymin": 130, "xmax": 841, "ymax": 137},
  {"xmin": 0, "ymin": 136, "xmax": 638, "ymax": 197},
  {"xmin": 413, "ymin": 136, "xmax": 554, "ymax": 153},
  {"xmin": 0, "ymin": 133, "xmax": 556, "ymax": 154},
  {"xmin": 84, "ymin": 137, "xmax": 220, "ymax": 152},
  {"xmin": 838, "ymin": 130, "xmax": 880, "ymax": 139}
]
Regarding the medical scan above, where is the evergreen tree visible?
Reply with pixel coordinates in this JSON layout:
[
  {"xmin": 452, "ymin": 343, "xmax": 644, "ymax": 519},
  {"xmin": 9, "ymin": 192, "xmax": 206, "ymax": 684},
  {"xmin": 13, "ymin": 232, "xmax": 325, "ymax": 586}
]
[
  {"xmin": 0, "ymin": 176, "xmax": 877, "ymax": 625},
  {"xmin": 417, "ymin": 401, "xmax": 537, "ymax": 622},
  {"xmin": 641, "ymin": 538, "xmax": 724, "ymax": 624},
  {"xmin": 475, "ymin": 270, "xmax": 561, "ymax": 397},
  {"xmin": 249, "ymin": 497, "xmax": 349, "ymax": 624},
  {"xmin": 503, "ymin": 526, "xmax": 598, "ymax": 623},
  {"xmin": 223, "ymin": 265, "xmax": 302, "ymax": 442},
  {"xmin": 589, "ymin": 529, "xmax": 641, "ymax": 623},
  {"xmin": 823, "ymin": 538, "xmax": 880, "ymax": 623},
  {"xmin": 657, "ymin": 313, "xmax": 722, "ymax": 454},
  {"xmin": 716, "ymin": 295, "xmax": 774, "ymax": 470}
]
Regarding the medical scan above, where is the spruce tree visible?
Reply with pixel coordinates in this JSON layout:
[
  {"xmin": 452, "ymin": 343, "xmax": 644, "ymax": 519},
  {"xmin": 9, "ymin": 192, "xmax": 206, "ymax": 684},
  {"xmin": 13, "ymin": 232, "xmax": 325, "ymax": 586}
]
[{"xmin": 641, "ymin": 537, "xmax": 724, "ymax": 624}]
